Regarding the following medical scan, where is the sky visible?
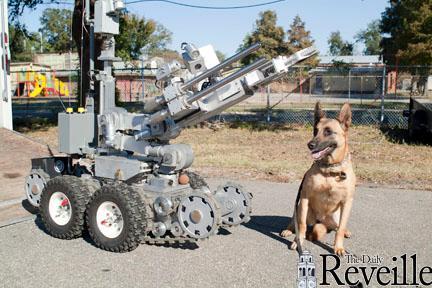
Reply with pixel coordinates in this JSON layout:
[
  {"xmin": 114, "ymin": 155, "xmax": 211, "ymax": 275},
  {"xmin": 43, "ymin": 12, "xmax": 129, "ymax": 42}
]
[{"xmin": 17, "ymin": 0, "xmax": 389, "ymax": 57}]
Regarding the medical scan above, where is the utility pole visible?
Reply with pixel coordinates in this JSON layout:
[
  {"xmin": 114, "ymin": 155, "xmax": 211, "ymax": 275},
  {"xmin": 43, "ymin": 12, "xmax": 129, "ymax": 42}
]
[
  {"xmin": 0, "ymin": 0, "xmax": 12, "ymax": 129},
  {"xmin": 380, "ymin": 65, "xmax": 386, "ymax": 124},
  {"xmin": 39, "ymin": 32, "xmax": 43, "ymax": 53},
  {"xmin": 86, "ymin": 0, "xmax": 95, "ymax": 106}
]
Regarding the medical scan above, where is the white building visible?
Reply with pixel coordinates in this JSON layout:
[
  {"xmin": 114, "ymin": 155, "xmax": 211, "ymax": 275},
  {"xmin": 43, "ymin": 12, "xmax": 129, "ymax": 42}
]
[{"xmin": 297, "ymin": 250, "xmax": 316, "ymax": 288}]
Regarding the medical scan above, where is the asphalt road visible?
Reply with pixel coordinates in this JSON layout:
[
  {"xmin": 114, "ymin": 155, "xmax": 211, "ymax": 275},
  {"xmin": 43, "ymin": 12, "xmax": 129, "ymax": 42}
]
[{"xmin": 0, "ymin": 179, "xmax": 431, "ymax": 288}]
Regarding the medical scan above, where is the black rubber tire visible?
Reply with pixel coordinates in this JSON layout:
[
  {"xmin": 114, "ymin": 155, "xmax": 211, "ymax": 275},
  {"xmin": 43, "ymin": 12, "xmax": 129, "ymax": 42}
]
[
  {"xmin": 86, "ymin": 183, "xmax": 147, "ymax": 252},
  {"xmin": 39, "ymin": 176, "xmax": 96, "ymax": 239},
  {"xmin": 185, "ymin": 171, "xmax": 209, "ymax": 190}
]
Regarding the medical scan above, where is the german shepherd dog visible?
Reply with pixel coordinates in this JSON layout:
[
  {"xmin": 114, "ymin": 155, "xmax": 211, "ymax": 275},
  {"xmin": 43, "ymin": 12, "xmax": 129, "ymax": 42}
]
[{"xmin": 280, "ymin": 102, "xmax": 356, "ymax": 256}]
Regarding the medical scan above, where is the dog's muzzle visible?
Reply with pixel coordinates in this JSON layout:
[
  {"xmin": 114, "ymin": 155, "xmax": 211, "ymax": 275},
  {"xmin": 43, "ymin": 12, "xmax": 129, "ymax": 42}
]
[{"xmin": 308, "ymin": 139, "xmax": 337, "ymax": 160}]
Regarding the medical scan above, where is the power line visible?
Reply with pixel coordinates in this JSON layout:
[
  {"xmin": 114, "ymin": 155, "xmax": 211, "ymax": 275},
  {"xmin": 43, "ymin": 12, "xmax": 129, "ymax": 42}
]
[
  {"xmin": 39, "ymin": 0, "xmax": 286, "ymax": 9},
  {"xmin": 125, "ymin": 0, "xmax": 287, "ymax": 9},
  {"xmin": 40, "ymin": 1, "xmax": 74, "ymax": 5}
]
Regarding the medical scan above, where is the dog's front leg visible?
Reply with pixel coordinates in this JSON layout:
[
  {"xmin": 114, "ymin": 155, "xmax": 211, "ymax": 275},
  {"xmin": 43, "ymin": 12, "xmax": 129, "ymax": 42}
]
[
  {"xmin": 334, "ymin": 198, "xmax": 353, "ymax": 256},
  {"xmin": 280, "ymin": 212, "xmax": 295, "ymax": 238},
  {"xmin": 290, "ymin": 198, "xmax": 309, "ymax": 250}
]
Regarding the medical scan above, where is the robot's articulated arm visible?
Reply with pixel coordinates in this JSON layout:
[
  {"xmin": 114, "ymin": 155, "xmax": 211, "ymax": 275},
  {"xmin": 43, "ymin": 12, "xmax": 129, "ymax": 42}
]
[
  {"xmin": 139, "ymin": 43, "xmax": 318, "ymax": 137},
  {"xmin": 98, "ymin": 43, "xmax": 317, "ymax": 156}
]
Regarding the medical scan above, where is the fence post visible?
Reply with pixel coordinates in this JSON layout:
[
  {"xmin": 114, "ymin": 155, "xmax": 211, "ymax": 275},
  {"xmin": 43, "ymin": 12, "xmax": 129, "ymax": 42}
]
[
  {"xmin": 299, "ymin": 68, "xmax": 303, "ymax": 100},
  {"xmin": 348, "ymin": 68, "xmax": 351, "ymax": 101},
  {"xmin": 141, "ymin": 59, "xmax": 145, "ymax": 100},
  {"xmin": 309, "ymin": 74, "xmax": 312, "ymax": 97},
  {"xmin": 266, "ymin": 85, "xmax": 271, "ymax": 123},
  {"xmin": 380, "ymin": 65, "xmax": 386, "ymax": 124},
  {"xmin": 129, "ymin": 79, "xmax": 132, "ymax": 102}
]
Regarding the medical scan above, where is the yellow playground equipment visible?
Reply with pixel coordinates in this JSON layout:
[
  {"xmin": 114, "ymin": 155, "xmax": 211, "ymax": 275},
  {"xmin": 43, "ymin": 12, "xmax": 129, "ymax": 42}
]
[{"xmin": 14, "ymin": 70, "xmax": 70, "ymax": 97}]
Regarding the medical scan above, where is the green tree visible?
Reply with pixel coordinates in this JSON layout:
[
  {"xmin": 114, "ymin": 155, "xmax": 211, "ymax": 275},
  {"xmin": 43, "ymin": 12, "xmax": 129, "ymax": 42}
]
[
  {"xmin": 215, "ymin": 50, "xmax": 226, "ymax": 61},
  {"xmin": 355, "ymin": 20, "xmax": 382, "ymax": 55},
  {"xmin": 381, "ymin": 0, "xmax": 432, "ymax": 65},
  {"xmin": 39, "ymin": 8, "xmax": 74, "ymax": 52},
  {"xmin": 151, "ymin": 49, "xmax": 182, "ymax": 62},
  {"xmin": 240, "ymin": 10, "xmax": 286, "ymax": 65},
  {"xmin": 286, "ymin": 15, "xmax": 318, "ymax": 65},
  {"xmin": 328, "ymin": 31, "xmax": 353, "ymax": 56},
  {"xmin": 115, "ymin": 13, "xmax": 172, "ymax": 62},
  {"xmin": 9, "ymin": 0, "xmax": 47, "ymax": 20},
  {"xmin": 9, "ymin": 23, "xmax": 40, "ymax": 61}
]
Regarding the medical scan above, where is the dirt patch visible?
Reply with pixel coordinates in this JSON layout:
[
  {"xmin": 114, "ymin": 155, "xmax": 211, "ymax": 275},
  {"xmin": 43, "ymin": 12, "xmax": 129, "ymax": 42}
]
[
  {"xmin": 21, "ymin": 124, "xmax": 432, "ymax": 191},
  {"xmin": 2, "ymin": 173, "xmax": 21, "ymax": 179},
  {"xmin": 178, "ymin": 123, "xmax": 432, "ymax": 191},
  {"xmin": 0, "ymin": 128, "xmax": 53, "ymax": 201}
]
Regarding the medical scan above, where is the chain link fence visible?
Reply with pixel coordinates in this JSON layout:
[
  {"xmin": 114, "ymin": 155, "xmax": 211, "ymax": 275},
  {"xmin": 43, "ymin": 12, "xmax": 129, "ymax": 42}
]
[
  {"xmin": 10, "ymin": 65, "xmax": 432, "ymax": 129},
  {"xmin": 225, "ymin": 65, "xmax": 432, "ymax": 128}
]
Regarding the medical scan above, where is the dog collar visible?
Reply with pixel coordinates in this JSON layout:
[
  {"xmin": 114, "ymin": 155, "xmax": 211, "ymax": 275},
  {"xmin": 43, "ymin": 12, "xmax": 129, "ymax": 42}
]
[
  {"xmin": 326, "ymin": 171, "xmax": 347, "ymax": 181},
  {"xmin": 315, "ymin": 154, "xmax": 350, "ymax": 181},
  {"xmin": 316, "ymin": 153, "xmax": 350, "ymax": 169}
]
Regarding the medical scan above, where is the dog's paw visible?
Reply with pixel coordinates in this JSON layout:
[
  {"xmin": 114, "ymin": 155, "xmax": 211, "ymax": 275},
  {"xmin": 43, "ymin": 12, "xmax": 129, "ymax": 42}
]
[
  {"xmin": 290, "ymin": 241, "xmax": 298, "ymax": 250},
  {"xmin": 334, "ymin": 246, "xmax": 346, "ymax": 256},
  {"xmin": 280, "ymin": 229, "xmax": 293, "ymax": 238},
  {"xmin": 344, "ymin": 230, "xmax": 352, "ymax": 238}
]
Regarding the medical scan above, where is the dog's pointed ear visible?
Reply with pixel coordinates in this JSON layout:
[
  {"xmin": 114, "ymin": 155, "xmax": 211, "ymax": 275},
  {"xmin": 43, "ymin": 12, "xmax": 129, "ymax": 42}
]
[
  {"xmin": 314, "ymin": 102, "xmax": 325, "ymax": 126},
  {"xmin": 338, "ymin": 103, "xmax": 352, "ymax": 131}
]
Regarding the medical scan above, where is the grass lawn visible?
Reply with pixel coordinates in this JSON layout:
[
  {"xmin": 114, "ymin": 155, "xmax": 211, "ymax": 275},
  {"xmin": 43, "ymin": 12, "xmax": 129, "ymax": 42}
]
[{"xmin": 20, "ymin": 122, "xmax": 432, "ymax": 191}]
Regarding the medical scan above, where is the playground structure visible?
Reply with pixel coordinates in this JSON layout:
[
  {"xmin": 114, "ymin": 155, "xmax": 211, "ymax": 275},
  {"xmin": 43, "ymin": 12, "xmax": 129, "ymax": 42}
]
[{"xmin": 12, "ymin": 68, "xmax": 70, "ymax": 98}]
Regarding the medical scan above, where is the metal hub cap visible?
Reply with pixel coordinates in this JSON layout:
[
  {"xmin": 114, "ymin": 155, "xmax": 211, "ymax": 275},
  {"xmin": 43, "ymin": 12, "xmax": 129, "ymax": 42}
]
[
  {"xmin": 217, "ymin": 185, "xmax": 251, "ymax": 226},
  {"xmin": 177, "ymin": 195, "xmax": 217, "ymax": 239},
  {"xmin": 190, "ymin": 210, "xmax": 202, "ymax": 224},
  {"xmin": 31, "ymin": 185, "xmax": 40, "ymax": 195},
  {"xmin": 96, "ymin": 201, "xmax": 124, "ymax": 239},
  {"xmin": 25, "ymin": 173, "xmax": 46, "ymax": 207},
  {"xmin": 48, "ymin": 192, "xmax": 72, "ymax": 226}
]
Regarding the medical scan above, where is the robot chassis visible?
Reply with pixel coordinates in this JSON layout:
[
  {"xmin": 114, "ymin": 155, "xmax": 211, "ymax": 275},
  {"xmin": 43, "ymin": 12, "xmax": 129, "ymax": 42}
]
[{"xmin": 24, "ymin": 0, "xmax": 317, "ymax": 252}]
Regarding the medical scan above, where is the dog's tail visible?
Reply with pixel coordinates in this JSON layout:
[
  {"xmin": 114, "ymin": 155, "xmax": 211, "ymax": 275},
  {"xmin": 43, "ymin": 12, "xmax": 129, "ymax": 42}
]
[
  {"xmin": 292, "ymin": 175, "xmax": 306, "ymax": 254},
  {"xmin": 292, "ymin": 175, "xmax": 305, "ymax": 217}
]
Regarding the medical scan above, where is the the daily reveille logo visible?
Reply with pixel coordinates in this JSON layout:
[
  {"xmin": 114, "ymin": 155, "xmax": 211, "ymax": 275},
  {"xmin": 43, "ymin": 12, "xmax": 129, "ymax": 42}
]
[{"xmin": 318, "ymin": 253, "xmax": 432, "ymax": 286}]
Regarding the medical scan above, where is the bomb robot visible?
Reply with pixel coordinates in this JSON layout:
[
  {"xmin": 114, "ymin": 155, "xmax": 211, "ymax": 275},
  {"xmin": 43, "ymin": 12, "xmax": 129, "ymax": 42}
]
[{"xmin": 24, "ymin": 0, "xmax": 318, "ymax": 252}]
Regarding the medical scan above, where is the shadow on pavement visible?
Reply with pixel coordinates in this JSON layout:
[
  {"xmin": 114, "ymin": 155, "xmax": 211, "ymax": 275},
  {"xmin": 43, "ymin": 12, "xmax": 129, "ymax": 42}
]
[
  {"xmin": 34, "ymin": 215, "xmax": 201, "ymax": 251},
  {"xmin": 243, "ymin": 215, "xmax": 295, "ymax": 247},
  {"xmin": 21, "ymin": 199, "xmax": 39, "ymax": 215},
  {"xmin": 34, "ymin": 215, "xmax": 49, "ymax": 235},
  {"xmin": 243, "ymin": 215, "xmax": 334, "ymax": 254}
]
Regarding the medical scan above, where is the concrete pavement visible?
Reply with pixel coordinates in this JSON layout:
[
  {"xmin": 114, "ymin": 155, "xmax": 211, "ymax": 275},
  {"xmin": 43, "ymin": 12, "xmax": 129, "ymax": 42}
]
[{"xmin": 0, "ymin": 180, "xmax": 431, "ymax": 288}]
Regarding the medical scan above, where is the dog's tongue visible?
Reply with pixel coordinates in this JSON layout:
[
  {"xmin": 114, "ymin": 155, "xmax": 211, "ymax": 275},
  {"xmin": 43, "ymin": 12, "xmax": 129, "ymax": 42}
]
[{"xmin": 311, "ymin": 147, "xmax": 329, "ymax": 160}]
